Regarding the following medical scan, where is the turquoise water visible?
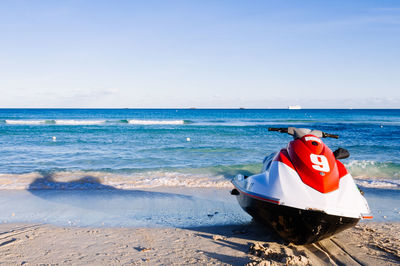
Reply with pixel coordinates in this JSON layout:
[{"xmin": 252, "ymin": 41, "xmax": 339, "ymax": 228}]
[{"xmin": 0, "ymin": 109, "xmax": 399, "ymax": 225}]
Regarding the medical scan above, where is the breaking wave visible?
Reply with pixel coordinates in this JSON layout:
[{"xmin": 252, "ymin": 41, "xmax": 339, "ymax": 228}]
[
  {"xmin": 354, "ymin": 179, "xmax": 400, "ymax": 189},
  {"xmin": 5, "ymin": 120, "xmax": 49, "ymax": 125},
  {"xmin": 4, "ymin": 118, "xmax": 398, "ymax": 127},
  {"xmin": 346, "ymin": 160, "xmax": 400, "ymax": 179},
  {"xmin": 0, "ymin": 163, "xmax": 262, "ymax": 190},
  {"xmin": 4, "ymin": 119, "xmax": 106, "ymax": 125},
  {"xmin": 3, "ymin": 119, "xmax": 188, "ymax": 126},
  {"xmin": 0, "ymin": 170, "xmax": 233, "ymax": 190},
  {"xmin": 0, "ymin": 160, "xmax": 398, "ymax": 190},
  {"xmin": 346, "ymin": 160, "xmax": 400, "ymax": 189},
  {"xmin": 54, "ymin": 120, "xmax": 105, "ymax": 125},
  {"xmin": 127, "ymin": 119, "xmax": 185, "ymax": 125}
]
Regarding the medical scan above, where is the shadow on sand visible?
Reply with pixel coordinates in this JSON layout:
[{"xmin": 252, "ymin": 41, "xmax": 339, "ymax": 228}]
[
  {"xmin": 184, "ymin": 222, "xmax": 283, "ymax": 265},
  {"xmin": 26, "ymin": 172, "xmax": 284, "ymax": 265},
  {"xmin": 27, "ymin": 171, "xmax": 193, "ymax": 200}
]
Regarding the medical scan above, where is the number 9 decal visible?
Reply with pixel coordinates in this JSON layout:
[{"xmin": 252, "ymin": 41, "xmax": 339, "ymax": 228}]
[{"xmin": 310, "ymin": 154, "xmax": 330, "ymax": 172}]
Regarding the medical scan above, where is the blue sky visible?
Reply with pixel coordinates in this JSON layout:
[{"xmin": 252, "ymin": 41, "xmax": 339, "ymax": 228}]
[{"xmin": 1, "ymin": 0, "xmax": 399, "ymax": 108}]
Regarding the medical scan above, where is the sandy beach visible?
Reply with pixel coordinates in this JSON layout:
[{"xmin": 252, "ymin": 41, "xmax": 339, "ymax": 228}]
[
  {"xmin": 1, "ymin": 222, "xmax": 399, "ymax": 265},
  {"xmin": 0, "ymin": 182, "xmax": 399, "ymax": 265}
]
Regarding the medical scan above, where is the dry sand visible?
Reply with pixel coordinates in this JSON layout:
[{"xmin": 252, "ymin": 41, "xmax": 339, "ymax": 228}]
[{"xmin": 0, "ymin": 222, "xmax": 399, "ymax": 265}]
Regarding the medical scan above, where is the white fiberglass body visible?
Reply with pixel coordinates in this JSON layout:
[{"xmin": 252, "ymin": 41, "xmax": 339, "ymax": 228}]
[{"xmin": 235, "ymin": 159, "xmax": 371, "ymax": 219}]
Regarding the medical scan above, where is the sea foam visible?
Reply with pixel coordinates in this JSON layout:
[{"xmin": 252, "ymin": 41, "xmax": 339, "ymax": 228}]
[
  {"xmin": 54, "ymin": 120, "xmax": 105, "ymax": 125},
  {"xmin": 355, "ymin": 179, "xmax": 400, "ymax": 189},
  {"xmin": 127, "ymin": 119, "xmax": 185, "ymax": 125},
  {"xmin": 346, "ymin": 160, "xmax": 400, "ymax": 179},
  {"xmin": 4, "ymin": 119, "xmax": 186, "ymax": 126},
  {"xmin": 5, "ymin": 120, "xmax": 47, "ymax": 125},
  {"xmin": 0, "ymin": 170, "xmax": 233, "ymax": 190}
]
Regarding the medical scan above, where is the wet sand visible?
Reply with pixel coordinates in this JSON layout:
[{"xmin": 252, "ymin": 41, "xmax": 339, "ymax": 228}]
[{"xmin": 0, "ymin": 222, "xmax": 399, "ymax": 265}]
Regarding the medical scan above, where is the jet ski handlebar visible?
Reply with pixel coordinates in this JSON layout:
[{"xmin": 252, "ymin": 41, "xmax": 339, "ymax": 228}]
[
  {"xmin": 268, "ymin": 127, "xmax": 289, "ymax": 133},
  {"xmin": 322, "ymin": 132, "xmax": 339, "ymax": 139},
  {"xmin": 268, "ymin": 127, "xmax": 339, "ymax": 139}
]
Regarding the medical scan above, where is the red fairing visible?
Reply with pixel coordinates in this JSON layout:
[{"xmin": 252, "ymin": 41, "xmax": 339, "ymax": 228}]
[
  {"xmin": 276, "ymin": 134, "xmax": 345, "ymax": 193},
  {"xmin": 274, "ymin": 149, "xmax": 295, "ymax": 171},
  {"xmin": 336, "ymin": 160, "xmax": 348, "ymax": 177}
]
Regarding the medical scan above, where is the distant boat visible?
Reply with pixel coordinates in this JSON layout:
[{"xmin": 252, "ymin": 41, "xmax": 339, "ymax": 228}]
[{"xmin": 288, "ymin": 105, "xmax": 302, "ymax": 110}]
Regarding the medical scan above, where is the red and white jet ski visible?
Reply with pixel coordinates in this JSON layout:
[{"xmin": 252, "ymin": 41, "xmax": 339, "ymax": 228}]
[{"xmin": 231, "ymin": 127, "xmax": 372, "ymax": 244}]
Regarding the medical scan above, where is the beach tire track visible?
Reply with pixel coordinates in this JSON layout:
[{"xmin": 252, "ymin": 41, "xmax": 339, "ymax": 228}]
[
  {"xmin": 0, "ymin": 224, "xmax": 42, "ymax": 242},
  {"xmin": 309, "ymin": 242, "xmax": 338, "ymax": 265},
  {"xmin": 330, "ymin": 238, "xmax": 367, "ymax": 265},
  {"xmin": 0, "ymin": 237, "xmax": 17, "ymax": 248},
  {"xmin": 315, "ymin": 238, "xmax": 362, "ymax": 266}
]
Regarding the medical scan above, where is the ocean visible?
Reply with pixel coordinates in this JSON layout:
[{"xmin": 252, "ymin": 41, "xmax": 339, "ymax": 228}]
[{"xmin": 0, "ymin": 109, "xmax": 399, "ymax": 226}]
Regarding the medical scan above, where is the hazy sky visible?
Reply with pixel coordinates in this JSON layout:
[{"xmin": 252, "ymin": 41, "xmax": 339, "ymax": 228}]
[{"xmin": 1, "ymin": 0, "xmax": 399, "ymax": 108}]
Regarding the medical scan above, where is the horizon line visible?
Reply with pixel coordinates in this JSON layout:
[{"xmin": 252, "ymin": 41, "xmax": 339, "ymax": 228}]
[{"xmin": 1, "ymin": 107, "xmax": 399, "ymax": 110}]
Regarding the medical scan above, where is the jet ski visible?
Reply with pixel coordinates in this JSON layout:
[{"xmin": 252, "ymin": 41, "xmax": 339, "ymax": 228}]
[{"xmin": 231, "ymin": 127, "xmax": 372, "ymax": 245}]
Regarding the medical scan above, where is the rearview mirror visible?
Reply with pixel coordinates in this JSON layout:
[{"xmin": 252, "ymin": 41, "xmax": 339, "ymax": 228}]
[{"xmin": 333, "ymin": 148, "xmax": 350, "ymax": 160}]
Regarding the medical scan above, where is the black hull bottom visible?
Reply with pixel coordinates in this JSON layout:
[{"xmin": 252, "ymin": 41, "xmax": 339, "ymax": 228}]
[{"xmin": 236, "ymin": 193, "xmax": 360, "ymax": 245}]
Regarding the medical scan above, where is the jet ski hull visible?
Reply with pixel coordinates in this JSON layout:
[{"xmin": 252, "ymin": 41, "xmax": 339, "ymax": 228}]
[{"xmin": 234, "ymin": 187, "xmax": 360, "ymax": 245}]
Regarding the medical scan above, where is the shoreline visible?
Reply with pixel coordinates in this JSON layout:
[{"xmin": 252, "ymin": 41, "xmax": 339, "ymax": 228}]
[
  {"xmin": 1, "ymin": 186, "xmax": 398, "ymax": 228},
  {"xmin": 1, "ymin": 222, "xmax": 399, "ymax": 265}
]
